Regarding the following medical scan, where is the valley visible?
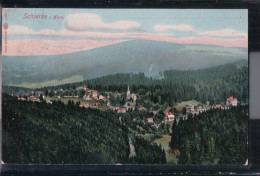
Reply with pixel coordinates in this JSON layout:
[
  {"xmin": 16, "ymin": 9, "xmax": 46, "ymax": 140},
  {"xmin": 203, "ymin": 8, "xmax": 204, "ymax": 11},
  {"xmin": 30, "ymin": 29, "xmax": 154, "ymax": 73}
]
[
  {"xmin": 2, "ymin": 8, "xmax": 248, "ymax": 166},
  {"xmin": 2, "ymin": 61, "xmax": 248, "ymax": 164}
]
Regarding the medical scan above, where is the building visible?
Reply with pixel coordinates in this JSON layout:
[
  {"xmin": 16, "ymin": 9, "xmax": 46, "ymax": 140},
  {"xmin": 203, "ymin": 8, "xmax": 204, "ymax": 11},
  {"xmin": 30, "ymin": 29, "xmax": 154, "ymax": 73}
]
[
  {"xmin": 83, "ymin": 84, "xmax": 88, "ymax": 91},
  {"xmin": 17, "ymin": 97, "xmax": 26, "ymax": 101},
  {"xmin": 146, "ymin": 117, "xmax": 154, "ymax": 124},
  {"xmin": 125, "ymin": 85, "xmax": 137, "ymax": 102},
  {"xmin": 83, "ymin": 94, "xmax": 92, "ymax": 101},
  {"xmin": 186, "ymin": 105, "xmax": 206, "ymax": 115},
  {"xmin": 63, "ymin": 95, "xmax": 79, "ymax": 98},
  {"xmin": 92, "ymin": 90, "xmax": 99, "ymax": 100},
  {"xmin": 226, "ymin": 96, "xmax": 238, "ymax": 107},
  {"xmin": 98, "ymin": 94, "xmax": 107, "ymax": 101},
  {"xmin": 124, "ymin": 86, "xmax": 136, "ymax": 110},
  {"xmin": 28, "ymin": 96, "xmax": 40, "ymax": 102},
  {"xmin": 213, "ymin": 104, "xmax": 225, "ymax": 110},
  {"xmin": 117, "ymin": 107, "xmax": 127, "ymax": 113},
  {"xmin": 131, "ymin": 94, "xmax": 137, "ymax": 102},
  {"xmin": 126, "ymin": 85, "xmax": 131, "ymax": 100},
  {"xmin": 82, "ymin": 84, "xmax": 102, "ymax": 101},
  {"xmin": 186, "ymin": 105, "xmax": 195, "ymax": 114},
  {"xmin": 79, "ymin": 102, "xmax": 90, "ymax": 108},
  {"xmin": 164, "ymin": 107, "xmax": 175, "ymax": 121},
  {"xmin": 197, "ymin": 105, "xmax": 207, "ymax": 113}
]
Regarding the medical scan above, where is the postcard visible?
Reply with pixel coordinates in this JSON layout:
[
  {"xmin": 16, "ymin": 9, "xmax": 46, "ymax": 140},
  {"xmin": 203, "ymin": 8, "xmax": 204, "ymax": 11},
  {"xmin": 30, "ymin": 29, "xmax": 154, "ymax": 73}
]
[{"xmin": 1, "ymin": 8, "xmax": 248, "ymax": 165}]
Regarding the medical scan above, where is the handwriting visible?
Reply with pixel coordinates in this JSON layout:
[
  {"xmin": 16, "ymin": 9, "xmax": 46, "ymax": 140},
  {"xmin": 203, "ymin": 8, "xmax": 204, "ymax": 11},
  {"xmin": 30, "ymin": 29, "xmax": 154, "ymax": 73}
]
[{"xmin": 23, "ymin": 13, "xmax": 64, "ymax": 20}]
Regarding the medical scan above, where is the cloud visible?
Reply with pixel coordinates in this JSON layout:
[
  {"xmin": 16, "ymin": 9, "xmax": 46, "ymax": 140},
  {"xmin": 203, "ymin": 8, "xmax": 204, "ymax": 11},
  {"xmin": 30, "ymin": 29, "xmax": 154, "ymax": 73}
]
[
  {"xmin": 154, "ymin": 24, "xmax": 195, "ymax": 32},
  {"xmin": 4, "ymin": 32, "xmax": 247, "ymax": 56},
  {"xmin": 154, "ymin": 24, "xmax": 247, "ymax": 39},
  {"xmin": 132, "ymin": 33, "xmax": 247, "ymax": 48},
  {"xmin": 3, "ymin": 25, "xmax": 62, "ymax": 36},
  {"xmin": 65, "ymin": 13, "xmax": 141, "ymax": 31},
  {"xmin": 154, "ymin": 24, "xmax": 247, "ymax": 38},
  {"xmin": 3, "ymin": 39, "xmax": 125, "ymax": 56},
  {"xmin": 199, "ymin": 28, "xmax": 247, "ymax": 38},
  {"xmin": 3, "ymin": 24, "xmax": 248, "ymax": 56},
  {"xmin": 6, "ymin": 25, "xmax": 34, "ymax": 35}
]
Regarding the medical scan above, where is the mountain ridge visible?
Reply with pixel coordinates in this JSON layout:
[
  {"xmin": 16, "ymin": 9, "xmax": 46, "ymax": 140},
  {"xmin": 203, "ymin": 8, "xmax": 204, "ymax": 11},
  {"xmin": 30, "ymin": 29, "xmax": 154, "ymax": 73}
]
[{"xmin": 2, "ymin": 39, "xmax": 248, "ymax": 87}]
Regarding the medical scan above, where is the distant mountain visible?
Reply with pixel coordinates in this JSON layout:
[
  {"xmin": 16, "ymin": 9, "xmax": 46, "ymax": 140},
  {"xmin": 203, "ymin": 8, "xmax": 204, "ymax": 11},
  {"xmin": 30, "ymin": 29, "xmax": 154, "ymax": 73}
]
[{"xmin": 2, "ymin": 40, "xmax": 247, "ymax": 88}]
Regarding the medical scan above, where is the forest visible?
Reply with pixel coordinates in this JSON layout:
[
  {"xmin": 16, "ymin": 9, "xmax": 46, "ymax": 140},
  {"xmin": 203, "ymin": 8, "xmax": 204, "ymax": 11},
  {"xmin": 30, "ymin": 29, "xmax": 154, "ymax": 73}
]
[
  {"xmin": 88, "ymin": 61, "xmax": 247, "ymax": 105},
  {"xmin": 2, "ymin": 94, "xmax": 166, "ymax": 164},
  {"xmin": 2, "ymin": 93, "xmax": 248, "ymax": 164},
  {"xmin": 170, "ymin": 105, "xmax": 248, "ymax": 165},
  {"xmin": 16, "ymin": 60, "xmax": 247, "ymax": 106},
  {"xmin": 2, "ymin": 61, "xmax": 248, "ymax": 164}
]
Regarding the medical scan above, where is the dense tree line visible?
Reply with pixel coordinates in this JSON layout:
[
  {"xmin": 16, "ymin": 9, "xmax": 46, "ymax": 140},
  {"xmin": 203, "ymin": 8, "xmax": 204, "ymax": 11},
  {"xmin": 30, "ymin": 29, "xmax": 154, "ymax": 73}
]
[
  {"xmin": 85, "ymin": 61, "xmax": 248, "ymax": 105},
  {"xmin": 129, "ymin": 137, "xmax": 166, "ymax": 164},
  {"xmin": 4, "ymin": 61, "xmax": 248, "ymax": 107},
  {"xmin": 170, "ymin": 105, "xmax": 248, "ymax": 165},
  {"xmin": 2, "ymin": 94, "xmax": 166, "ymax": 164},
  {"xmin": 22, "ymin": 61, "xmax": 247, "ymax": 106}
]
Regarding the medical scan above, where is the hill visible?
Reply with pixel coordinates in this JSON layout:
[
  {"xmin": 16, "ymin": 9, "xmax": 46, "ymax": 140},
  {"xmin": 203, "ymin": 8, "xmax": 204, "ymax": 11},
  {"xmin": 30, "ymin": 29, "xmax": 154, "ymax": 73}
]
[
  {"xmin": 2, "ymin": 94, "xmax": 166, "ymax": 164},
  {"xmin": 3, "ymin": 60, "xmax": 248, "ymax": 105},
  {"xmin": 2, "ymin": 40, "xmax": 247, "ymax": 88},
  {"xmin": 170, "ymin": 105, "xmax": 248, "ymax": 165}
]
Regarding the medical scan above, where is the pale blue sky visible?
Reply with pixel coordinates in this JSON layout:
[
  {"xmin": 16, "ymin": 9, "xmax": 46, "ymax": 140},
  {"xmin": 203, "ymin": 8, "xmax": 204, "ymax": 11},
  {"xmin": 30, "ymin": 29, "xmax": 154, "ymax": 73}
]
[
  {"xmin": 5, "ymin": 8, "xmax": 247, "ymax": 34},
  {"xmin": 2, "ymin": 8, "xmax": 248, "ymax": 56}
]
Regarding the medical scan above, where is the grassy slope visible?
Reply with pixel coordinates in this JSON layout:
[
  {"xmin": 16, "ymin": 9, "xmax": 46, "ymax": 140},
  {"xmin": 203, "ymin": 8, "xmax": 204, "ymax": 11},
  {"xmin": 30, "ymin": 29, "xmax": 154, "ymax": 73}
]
[
  {"xmin": 8, "ymin": 75, "xmax": 83, "ymax": 89},
  {"xmin": 175, "ymin": 100, "xmax": 201, "ymax": 111},
  {"xmin": 153, "ymin": 135, "xmax": 177, "ymax": 164}
]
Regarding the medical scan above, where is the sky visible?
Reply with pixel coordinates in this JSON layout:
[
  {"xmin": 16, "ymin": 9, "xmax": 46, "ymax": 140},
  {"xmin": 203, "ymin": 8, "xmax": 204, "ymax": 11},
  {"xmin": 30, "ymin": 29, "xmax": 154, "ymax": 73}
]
[{"xmin": 2, "ymin": 8, "xmax": 248, "ymax": 56}]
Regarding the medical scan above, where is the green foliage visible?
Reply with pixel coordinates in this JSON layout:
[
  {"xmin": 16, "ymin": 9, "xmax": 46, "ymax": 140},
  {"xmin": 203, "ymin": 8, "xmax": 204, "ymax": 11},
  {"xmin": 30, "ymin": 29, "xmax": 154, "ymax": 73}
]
[
  {"xmin": 86, "ymin": 62, "xmax": 247, "ymax": 104},
  {"xmin": 2, "ymin": 94, "xmax": 165, "ymax": 164},
  {"xmin": 170, "ymin": 106, "xmax": 248, "ymax": 165},
  {"xmin": 129, "ymin": 137, "xmax": 166, "ymax": 164},
  {"xmin": 2, "ymin": 61, "xmax": 248, "ymax": 165},
  {"xmin": 22, "ymin": 61, "xmax": 247, "ymax": 106},
  {"xmin": 4, "ymin": 61, "xmax": 248, "ymax": 107}
]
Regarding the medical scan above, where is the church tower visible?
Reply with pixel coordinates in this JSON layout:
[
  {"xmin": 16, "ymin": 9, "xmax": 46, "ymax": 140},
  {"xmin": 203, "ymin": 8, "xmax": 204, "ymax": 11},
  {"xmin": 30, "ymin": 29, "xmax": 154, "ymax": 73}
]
[{"xmin": 126, "ymin": 85, "xmax": 131, "ymax": 100}]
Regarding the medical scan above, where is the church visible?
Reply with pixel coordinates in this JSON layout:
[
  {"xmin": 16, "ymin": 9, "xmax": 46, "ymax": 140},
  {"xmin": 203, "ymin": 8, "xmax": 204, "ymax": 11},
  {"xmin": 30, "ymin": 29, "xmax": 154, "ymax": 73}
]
[{"xmin": 124, "ymin": 86, "xmax": 137, "ymax": 110}]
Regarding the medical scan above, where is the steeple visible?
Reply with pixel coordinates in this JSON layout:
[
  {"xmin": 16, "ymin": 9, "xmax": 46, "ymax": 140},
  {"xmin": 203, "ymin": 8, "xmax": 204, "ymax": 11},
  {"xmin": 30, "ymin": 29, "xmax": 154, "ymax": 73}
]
[{"xmin": 126, "ymin": 85, "xmax": 131, "ymax": 100}]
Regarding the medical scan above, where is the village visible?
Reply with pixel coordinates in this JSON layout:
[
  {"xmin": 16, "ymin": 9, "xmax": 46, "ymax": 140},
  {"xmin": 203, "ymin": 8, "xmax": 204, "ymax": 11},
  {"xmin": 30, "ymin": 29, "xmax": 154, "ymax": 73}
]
[{"xmin": 16, "ymin": 84, "xmax": 239, "ymax": 126}]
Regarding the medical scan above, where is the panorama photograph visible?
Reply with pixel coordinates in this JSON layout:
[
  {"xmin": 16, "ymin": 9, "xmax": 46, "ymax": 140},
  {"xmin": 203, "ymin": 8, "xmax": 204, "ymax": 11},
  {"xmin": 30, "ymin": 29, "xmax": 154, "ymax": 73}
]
[{"xmin": 2, "ymin": 9, "xmax": 248, "ymax": 165}]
